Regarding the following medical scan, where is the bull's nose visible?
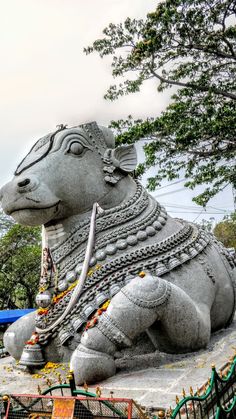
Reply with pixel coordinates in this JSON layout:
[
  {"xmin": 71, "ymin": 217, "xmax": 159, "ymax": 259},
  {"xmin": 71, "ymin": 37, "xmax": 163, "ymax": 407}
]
[
  {"xmin": 17, "ymin": 178, "xmax": 31, "ymax": 188},
  {"xmin": 16, "ymin": 176, "xmax": 39, "ymax": 193}
]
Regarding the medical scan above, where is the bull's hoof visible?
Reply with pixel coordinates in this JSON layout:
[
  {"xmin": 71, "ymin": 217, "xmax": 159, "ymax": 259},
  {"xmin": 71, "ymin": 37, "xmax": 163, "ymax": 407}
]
[{"xmin": 70, "ymin": 344, "xmax": 116, "ymax": 385}]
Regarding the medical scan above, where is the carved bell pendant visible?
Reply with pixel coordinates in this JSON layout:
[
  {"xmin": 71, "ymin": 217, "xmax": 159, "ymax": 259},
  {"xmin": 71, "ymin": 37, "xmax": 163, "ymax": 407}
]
[
  {"xmin": 19, "ymin": 343, "xmax": 45, "ymax": 367},
  {"xmin": 35, "ymin": 290, "xmax": 51, "ymax": 308}
]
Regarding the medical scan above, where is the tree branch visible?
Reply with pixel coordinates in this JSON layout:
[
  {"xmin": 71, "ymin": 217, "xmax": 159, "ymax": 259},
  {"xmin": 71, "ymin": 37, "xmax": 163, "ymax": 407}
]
[
  {"xmin": 157, "ymin": 37, "xmax": 236, "ymax": 61},
  {"xmin": 150, "ymin": 68, "xmax": 236, "ymax": 100},
  {"xmin": 187, "ymin": 144, "xmax": 236, "ymax": 157}
]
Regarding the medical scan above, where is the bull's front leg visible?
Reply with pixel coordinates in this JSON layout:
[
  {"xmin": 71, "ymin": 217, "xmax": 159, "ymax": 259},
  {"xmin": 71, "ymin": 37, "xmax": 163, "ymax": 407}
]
[
  {"xmin": 70, "ymin": 274, "xmax": 158, "ymax": 384},
  {"xmin": 70, "ymin": 273, "xmax": 211, "ymax": 384}
]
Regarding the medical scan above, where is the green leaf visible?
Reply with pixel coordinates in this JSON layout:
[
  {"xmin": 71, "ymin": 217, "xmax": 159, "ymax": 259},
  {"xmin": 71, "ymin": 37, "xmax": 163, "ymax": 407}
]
[{"xmin": 85, "ymin": 0, "xmax": 236, "ymax": 204}]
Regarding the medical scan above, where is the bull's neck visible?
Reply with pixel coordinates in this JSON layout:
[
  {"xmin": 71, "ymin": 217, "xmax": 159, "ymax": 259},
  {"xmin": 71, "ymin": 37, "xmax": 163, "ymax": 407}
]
[
  {"xmin": 45, "ymin": 176, "xmax": 138, "ymax": 249},
  {"xmin": 44, "ymin": 178, "xmax": 170, "ymax": 284}
]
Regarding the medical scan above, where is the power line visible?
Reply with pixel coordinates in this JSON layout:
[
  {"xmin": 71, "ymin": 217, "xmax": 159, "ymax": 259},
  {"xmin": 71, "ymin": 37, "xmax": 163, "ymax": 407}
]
[
  {"xmin": 167, "ymin": 210, "xmax": 232, "ymax": 214},
  {"xmin": 154, "ymin": 187, "xmax": 187, "ymax": 198},
  {"xmin": 162, "ymin": 203, "xmax": 224, "ymax": 210},
  {"xmin": 161, "ymin": 203, "xmax": 233, "ymax": 214},
  {"xmin": 232, "ymin": 186, "xmax": 236, "ymax": 211},
  {"xmin": 154, "ymin": 178, "xmax": 186, "ymax": 191},
  {"xmin": 208, "ymin": 205, "xmax": 233, "ymax": 212},
  {"xmin": 162, "ymin": 202, "xmax": 231, "ymax": 211},
  {"xmin": 193, "ymin": 208, "xmax": 205, "ymax": 222}
]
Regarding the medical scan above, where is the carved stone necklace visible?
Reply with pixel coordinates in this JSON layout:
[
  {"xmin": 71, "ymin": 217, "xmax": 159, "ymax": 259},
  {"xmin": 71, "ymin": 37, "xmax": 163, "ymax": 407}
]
[
  {"xmin": 51, "ymin": 181, "xmax": 146, "ymax": 262},
  {"xmin": 51, "ymin": 181, "xmax": 167, "ymax": 280},
  {"xmin": 58, "ymin": 198, "xmax": 167, "ymax": 280},
  {"xmin": 36, "ymin": 220, "xmax": 211, "ymax": 345}
]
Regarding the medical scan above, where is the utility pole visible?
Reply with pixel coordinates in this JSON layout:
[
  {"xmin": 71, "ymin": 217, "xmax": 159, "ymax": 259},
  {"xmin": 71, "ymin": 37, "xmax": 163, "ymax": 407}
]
[{"xmin": 233, "ymin": 186, "xmax": 236, "ymax": 212}]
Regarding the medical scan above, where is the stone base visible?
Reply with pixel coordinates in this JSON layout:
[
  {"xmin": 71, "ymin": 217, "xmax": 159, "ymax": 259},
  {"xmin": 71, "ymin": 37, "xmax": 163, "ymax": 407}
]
[{"xmin": 0, "ymin": 317, "xmax": 235, "ymax": 410}]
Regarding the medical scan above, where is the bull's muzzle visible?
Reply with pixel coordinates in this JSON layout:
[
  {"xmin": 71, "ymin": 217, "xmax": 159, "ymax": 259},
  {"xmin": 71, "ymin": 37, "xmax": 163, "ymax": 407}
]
[{"xmin": 0, "ymin": 175, "xmax": 40, "ymax": 203}]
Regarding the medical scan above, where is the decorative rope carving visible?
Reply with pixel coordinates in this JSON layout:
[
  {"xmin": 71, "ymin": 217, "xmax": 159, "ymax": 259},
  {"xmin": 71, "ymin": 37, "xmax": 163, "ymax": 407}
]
[{"xmin": 96, "ymin": 313, "xmax": 132, "ymax": 347}]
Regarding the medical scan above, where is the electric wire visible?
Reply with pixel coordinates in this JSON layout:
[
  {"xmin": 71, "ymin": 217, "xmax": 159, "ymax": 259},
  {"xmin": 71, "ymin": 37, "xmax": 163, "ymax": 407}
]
[
  {"xmin": 154, "ymin": 187, "xmax": 187, "ymax": 198},
  {"xmin": 153, "ymin": 178, "xmax": 186, "ymax": 191}
]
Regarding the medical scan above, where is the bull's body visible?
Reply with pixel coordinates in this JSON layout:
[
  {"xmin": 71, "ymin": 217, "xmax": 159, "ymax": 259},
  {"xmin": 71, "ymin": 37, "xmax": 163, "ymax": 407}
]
[{"xmin": 1, "ymin": 122, "xmax": 235, "ymax": 384}]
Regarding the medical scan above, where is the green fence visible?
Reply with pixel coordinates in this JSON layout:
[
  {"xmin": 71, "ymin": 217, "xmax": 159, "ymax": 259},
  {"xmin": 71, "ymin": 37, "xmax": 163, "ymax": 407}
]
[
  {"xmin": 157, "ymin": 355, "xmax": 236, "ymax": 418},
  {"xmin": 40, "ymin": 361, "xmax": 236, "ymax": 418}
]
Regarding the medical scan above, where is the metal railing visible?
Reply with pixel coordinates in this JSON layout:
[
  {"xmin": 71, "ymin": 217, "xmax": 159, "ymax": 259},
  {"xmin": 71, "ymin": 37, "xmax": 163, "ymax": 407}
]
[
  {"xmin": 156, "ymin": 355, "xmax": 236, "ymax": 418},
  {"xmin": 0, "ymin": 372, "xmax": 147, "ymax": 419},
  {"xmin": 0, "ymin": 394, "xmax": 146, "ymax": 419}
]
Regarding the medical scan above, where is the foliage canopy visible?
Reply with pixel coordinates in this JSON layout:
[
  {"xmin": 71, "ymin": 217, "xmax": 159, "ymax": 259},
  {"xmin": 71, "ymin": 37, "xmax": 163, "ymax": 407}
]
[
  {"xmin": 85, "ymin": 0, "xmax": 236, "ymax": 205},
  {"xmin": 0, "ymin": 209, "xmax": 14, "ymax": 237},
  {"xmin": 0, "ymin": 221, "xmax": 41, "ymax": 309},
  {"xmin": 214, "ymin": 212, "xmax": 236, "ymax": 249}
]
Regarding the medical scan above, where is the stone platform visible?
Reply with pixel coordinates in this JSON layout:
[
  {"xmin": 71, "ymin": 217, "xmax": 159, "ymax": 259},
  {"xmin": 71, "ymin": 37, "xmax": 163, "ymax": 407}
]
[{"xmin": 0, "ymin": 317, "xmax": 235, "ymax": 410}]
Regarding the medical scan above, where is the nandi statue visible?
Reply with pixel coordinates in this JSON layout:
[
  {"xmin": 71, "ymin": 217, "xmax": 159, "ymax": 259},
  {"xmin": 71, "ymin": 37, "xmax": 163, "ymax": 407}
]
[{"xmin": 1, "ymin": 122, "xmax": 235, "ymax": 385}]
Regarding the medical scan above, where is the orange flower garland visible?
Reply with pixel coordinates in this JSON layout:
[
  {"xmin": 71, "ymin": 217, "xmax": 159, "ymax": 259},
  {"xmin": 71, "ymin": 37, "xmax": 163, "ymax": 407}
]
[
  {"xmin": 85, "ymin": 300, "xmax": 110, "ymax": 330},
  {"xmin": 36, "ymin": 264, "xmax": 103, "ymax": 316}
]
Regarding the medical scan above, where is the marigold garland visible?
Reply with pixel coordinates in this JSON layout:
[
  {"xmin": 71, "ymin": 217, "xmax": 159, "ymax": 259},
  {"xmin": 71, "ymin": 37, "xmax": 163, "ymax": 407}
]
[
  {"xmin": 36, "ymin": 264, "xmax": 103, "ymax": 316},
  {"xmin": 85, "ymin": 300, "xmax": 110, "ymax": 330},
  {"xmin": 52, "ymin": 281, "xmax": 78, "ymax": 304},
  {"xmin": 37, "ymin": 308, "xmax": 49, "ymax": 316}
]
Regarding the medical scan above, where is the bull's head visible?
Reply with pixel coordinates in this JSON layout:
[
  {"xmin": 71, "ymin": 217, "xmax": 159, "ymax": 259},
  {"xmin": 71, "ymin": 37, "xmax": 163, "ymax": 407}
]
[{"xmin": 0, "ymin": 122, "xmax": 137, "ymax": 226}]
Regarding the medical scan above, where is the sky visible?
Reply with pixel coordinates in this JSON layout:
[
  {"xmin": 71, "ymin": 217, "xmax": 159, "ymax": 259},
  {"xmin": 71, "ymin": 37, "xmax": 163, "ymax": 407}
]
[{"xmin": 0, "ymin": 0, "xmax": 234, "ymax": 225}]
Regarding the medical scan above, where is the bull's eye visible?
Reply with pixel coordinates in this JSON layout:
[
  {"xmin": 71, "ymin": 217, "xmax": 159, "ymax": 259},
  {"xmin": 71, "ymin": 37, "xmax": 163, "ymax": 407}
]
[{"xmin": 67, "ymin": 141, "xmax": 85, "ymax": 156}]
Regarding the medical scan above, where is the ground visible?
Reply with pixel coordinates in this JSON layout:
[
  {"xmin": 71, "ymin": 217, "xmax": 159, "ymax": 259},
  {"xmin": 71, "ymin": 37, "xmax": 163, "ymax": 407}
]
[{"xmin": 0, "ymin": 317, "xmax": 235, "ymax": 411}]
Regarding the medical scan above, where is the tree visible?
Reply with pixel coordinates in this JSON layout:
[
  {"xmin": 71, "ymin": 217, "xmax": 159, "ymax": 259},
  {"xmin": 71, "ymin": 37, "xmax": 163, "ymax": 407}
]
[
  {"xmin": 213, "ymin": 212, "xmax": 236, "ymax": 249},
  {"xmin": 85, "ymin": 0, "xmax": 236, "ymax": 205},
  {"xmin": 0, "ymin": 208, "xmax": 14, "ymax": 237},
  {"xmin": 0, "ymin": 224, "xmax": 41, "ymax": 309},
  {"xmin": 198, "ymin": 218, "xmax": 214, "ymax": 232}
]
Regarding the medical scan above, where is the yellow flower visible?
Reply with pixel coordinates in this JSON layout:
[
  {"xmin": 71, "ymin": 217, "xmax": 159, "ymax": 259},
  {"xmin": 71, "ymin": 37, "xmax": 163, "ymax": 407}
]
[
  {"xmin": 101, "ymin": 300, "xmax": 110, "ymax": 310},
  {"xmin": 52, "ymin": 282, "xmax": 78, "ymax": 304},
  {"xmin": 87, "ymin": 269, "xmax": 94, "ymax": 277},
  {"xmin": 32, "ymin": 374, "xmax": 43, "ymax": 379}
]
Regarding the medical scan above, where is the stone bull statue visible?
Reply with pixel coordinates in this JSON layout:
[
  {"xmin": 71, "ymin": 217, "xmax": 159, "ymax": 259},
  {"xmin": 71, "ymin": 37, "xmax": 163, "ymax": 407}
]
[{"xmin": 1, "ymin": 122, "xmax": 235, "ymax": 384}]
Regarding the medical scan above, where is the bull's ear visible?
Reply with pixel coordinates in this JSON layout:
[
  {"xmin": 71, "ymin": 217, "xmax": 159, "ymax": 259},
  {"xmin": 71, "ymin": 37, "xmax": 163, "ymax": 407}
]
[
  {"xmin": 103, "ymin": 144, "xmax": 137, "ymax": 185},
  {"xmin": 111, "ymin": 145, "xmax": 137, "ymax": 173}
]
